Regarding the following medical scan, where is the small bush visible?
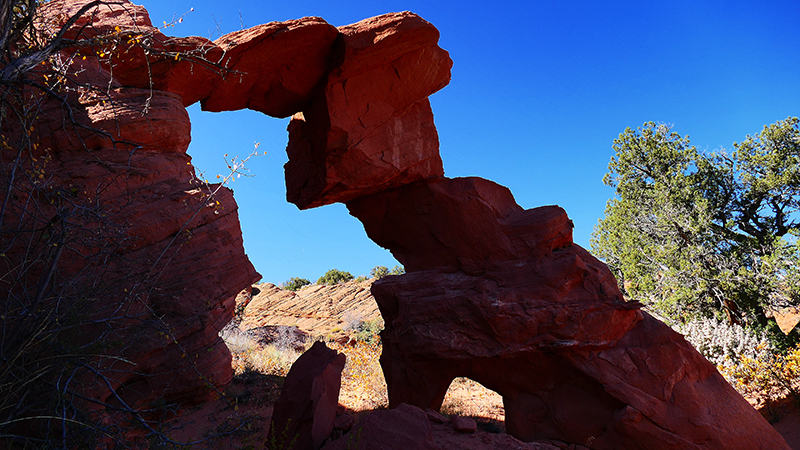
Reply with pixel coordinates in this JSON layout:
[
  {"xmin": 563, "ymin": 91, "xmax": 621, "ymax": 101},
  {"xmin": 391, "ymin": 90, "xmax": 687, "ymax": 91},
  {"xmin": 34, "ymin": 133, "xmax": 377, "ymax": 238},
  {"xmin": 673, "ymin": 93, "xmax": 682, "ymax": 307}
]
[
  {"xmin": 389, "ymin": 265, "xmax": 405, "ymax": 275},
  {"xmin": 330, "ymin": 339, "xmax": 388, "ymax": 411},
  {"xmin": 674, "ymin": 317, "xmax": 772, "ymax": 368},
  {"xmin": 674, "ymin": 317, "xmax": 800, "ymax": 411},
  {"xmin": 370, "ymin": 266, "xmax": 389, "ymax": 279},
  {"xmin": 317, "ymin": 269, "xmax": 354, "ymax": 285},
  {"xmin": 281, "ymin": 277, "xmax": 311, "ymax": 291},
  {"xmin": 718, "ymin": 344, "xmax": 800, "ymax": 413},
  {"xmin": 342, "ymin": 311, "xmax": 365, "ymax": 331},
  {"xmin": 353, "ymin": 318, "xmax": 384, "ymax": 344}
]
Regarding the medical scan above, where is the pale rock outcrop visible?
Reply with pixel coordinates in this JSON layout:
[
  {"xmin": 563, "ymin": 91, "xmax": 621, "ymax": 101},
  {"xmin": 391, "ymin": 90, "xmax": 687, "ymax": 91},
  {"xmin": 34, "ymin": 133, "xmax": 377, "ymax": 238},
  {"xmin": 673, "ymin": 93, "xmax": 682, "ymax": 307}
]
[{"xmin": 240, "ymin": 280, "xmax": 380, "ymax": 335}]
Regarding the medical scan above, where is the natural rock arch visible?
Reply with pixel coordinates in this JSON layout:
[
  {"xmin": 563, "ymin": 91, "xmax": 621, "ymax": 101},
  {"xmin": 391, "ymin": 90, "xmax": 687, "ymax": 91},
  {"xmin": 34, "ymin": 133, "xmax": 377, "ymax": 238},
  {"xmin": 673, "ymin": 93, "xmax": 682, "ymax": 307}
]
[{"xmin": 13, "ymin": 1, "xmax": 790, "ymax": 448}]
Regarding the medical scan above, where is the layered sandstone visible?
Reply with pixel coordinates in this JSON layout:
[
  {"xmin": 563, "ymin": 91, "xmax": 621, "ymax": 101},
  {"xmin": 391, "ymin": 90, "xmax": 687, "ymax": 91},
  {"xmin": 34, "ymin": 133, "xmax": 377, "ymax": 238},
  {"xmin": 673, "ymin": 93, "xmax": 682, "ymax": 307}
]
[
  {"xmin": 276, "ymin": 8, "xmax": 790, "ymax": 450},
  {"xmin": 16, "ymin": 1, "xmax": 792, "ymax": 448},
  {"xmin": 9, "ymin": 0, "xmax": 263, "ymax": 422},
  {"xmin": 239, "ymin": 280, "xmax": 381, "ymax": 335}
]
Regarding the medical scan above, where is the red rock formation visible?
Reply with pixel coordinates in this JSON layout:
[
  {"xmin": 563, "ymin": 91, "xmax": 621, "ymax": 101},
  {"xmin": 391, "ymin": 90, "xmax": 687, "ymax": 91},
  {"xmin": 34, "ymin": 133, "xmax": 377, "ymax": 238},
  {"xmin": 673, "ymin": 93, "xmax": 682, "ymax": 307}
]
[
  {"xmin": 2, "ymin": 0, "xmax": 263, "ymax": 431},
  {"xmin": 43, "ymin": 0, "xmax": 338, "ymax": 114},
  {"xmin": 267, "ymin": 341, "xmax": 346, "ymax": 450},
  {"xmin": 275, "ymin": 7, "xmax": 789, "ymax": 450},
  {"xmin": 321, "ymin": 403, "xmax": 562, "ymax": 450},
  {"xmin": 4, "ymin": 79, "xmax": 258, "ymax": 414},
  {"xmin": 345, "ymin": 178, "xmax": 788, "ymax": 448},
  {"xmin": 285, "ymin": 12, "xmax": 451, "ymax": 209},
  {"xmin": 15, "ymin": 1, "xmax": 792, "ymax": 448}
]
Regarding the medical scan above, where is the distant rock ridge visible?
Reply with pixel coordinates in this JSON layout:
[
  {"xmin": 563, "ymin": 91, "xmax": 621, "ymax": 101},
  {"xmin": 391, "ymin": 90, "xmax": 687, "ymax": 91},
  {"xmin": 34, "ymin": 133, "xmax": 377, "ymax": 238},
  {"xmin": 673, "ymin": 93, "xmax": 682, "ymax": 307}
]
[
  {"xmin": 19, "ymin": 1, "xmax": 791, "ymax": 448},
  {"xmin": 238, "ymin": 280, "xmax": 381, "ymax": 336}
]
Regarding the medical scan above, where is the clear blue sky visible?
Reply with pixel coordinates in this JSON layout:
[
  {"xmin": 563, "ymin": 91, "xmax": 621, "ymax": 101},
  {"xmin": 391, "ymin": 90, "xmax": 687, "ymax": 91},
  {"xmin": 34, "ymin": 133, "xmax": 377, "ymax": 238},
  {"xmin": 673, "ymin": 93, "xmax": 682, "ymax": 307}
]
[{"xmin": 138, "ymin": 0, "xmax": 800, "ymax": 285}]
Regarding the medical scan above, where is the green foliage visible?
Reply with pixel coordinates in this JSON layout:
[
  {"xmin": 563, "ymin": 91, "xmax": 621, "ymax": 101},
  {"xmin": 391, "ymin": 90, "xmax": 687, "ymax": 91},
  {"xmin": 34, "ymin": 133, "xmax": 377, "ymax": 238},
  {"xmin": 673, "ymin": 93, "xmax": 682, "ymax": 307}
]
[
  {"xmin": 370, "ymin": 265, "xmax": 404, "ymax": 279},
  {"xmin": 370, "ymin": 265, "xmax": 389, "ymax": 279},
  {"xmin": 317, "ymin": 268, "xmax": 354, "ymax": 285},
  {"xmin": 592, "ymin": 118, "xmax": 800, "ymax": 346},
  {"xmin": 266, "ymin": 418, "xmax": 299, "ymax": 450},
  {"xmin": 280, "ymin": 277, "xmax": 311, "ymax": 291},
  {"xmin": 353, "ymin": 318, "xmax": 384, "ymax": 344}
]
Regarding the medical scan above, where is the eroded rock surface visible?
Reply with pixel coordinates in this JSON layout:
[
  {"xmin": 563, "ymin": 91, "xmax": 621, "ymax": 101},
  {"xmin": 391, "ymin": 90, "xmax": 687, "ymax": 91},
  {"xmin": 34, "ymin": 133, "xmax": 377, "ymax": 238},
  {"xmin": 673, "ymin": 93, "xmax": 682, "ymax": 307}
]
[
  {"xmin": 239, "ymin": 281, "xmax": 380, "ymax": 335},
  {"xmin": 274, "ymin": 6, "xmax": 790, "ymax": 450},
  {"xmin": 267, "ymin": 341, "xmax": 346, "ymax": 450},
  {"xmin": 321, "ymin": 403, "xmax": 562, "ymax": 450},
  {"xmin": 284, "ymin": 12, "xmax": 451, "ymax": 209},
  {"xmin": 20, "ymin": 1, "xmax": 792, "ymax": 448}
]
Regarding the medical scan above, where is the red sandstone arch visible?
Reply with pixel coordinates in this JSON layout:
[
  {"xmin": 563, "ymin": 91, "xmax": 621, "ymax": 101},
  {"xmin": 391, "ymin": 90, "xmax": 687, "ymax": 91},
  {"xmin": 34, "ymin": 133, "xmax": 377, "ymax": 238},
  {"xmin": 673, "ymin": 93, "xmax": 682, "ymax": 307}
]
[{"xmin": 18, "ymin": 1, "xmax": 790, "ymax": 448}]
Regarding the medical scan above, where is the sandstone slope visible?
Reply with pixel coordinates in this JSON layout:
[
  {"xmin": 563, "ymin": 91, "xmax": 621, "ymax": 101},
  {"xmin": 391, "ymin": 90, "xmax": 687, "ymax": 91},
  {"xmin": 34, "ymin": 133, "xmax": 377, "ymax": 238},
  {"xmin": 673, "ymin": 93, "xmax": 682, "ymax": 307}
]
[{"xmin": 239, "ymin": 280, "xmax": 382, "ymax": 336}]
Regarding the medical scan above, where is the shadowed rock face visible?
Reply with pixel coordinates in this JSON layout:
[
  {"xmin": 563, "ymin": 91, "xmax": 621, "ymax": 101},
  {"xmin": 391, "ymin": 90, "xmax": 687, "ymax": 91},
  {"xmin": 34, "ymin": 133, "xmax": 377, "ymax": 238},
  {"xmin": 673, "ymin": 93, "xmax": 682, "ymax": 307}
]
[
  {"xmin": 267, "ymin": 341, "xmax": 346, "ymax": 450},
  {"xmin": 25, "ymin": 1, "xmax": 790, "ymax": 448}
]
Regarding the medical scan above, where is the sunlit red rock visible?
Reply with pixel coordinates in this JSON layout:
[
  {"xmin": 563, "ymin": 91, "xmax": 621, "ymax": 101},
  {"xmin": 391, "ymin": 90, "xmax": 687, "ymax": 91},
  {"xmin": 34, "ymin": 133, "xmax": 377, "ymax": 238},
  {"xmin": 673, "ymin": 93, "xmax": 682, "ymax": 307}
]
[
  {"xmin": 284, "ymin": 12, "xmax": 451, "ymax": 209},
  {"xmin": 21, "ymin": 1, "xmax": 793, "ymax": 448}
]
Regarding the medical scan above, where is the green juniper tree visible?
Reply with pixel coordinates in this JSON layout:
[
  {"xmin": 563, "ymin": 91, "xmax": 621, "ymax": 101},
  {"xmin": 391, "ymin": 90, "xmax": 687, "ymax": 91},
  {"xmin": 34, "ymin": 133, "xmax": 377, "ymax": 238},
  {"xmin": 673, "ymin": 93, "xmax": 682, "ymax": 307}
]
[
  {"xmin": 592, "ymin": 118, "xmax": 800, "ymax": 346},
  {"xmin": 281, "ymin": 277, "xmax": 311, "ymax": 291},
  {"xmin": 317, "ymin": 268, "xmax": 353, "ymax": 285}
]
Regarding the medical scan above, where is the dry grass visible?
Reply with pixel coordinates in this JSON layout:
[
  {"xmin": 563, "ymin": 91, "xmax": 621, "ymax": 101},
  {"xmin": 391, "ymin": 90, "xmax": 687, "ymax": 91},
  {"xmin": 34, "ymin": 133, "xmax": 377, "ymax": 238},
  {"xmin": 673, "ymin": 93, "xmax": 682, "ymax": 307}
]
[
  {"xmin": 222, "ymin": 324, "xmax": 306, "ymax": 377},
  {"xmin": 441, "ymin": 377, "xmax": 505, "ymax": 421},
  {"xmin": 329, "ymin": 339, "xmax": 389, "ymax": 411},
  {"xmin": 231, "ymin": 344, "xmax": 302, "ymax": 377},
  {"xmin": 221, "ymin": 328, "xmax": 506, "ymax": 423}
]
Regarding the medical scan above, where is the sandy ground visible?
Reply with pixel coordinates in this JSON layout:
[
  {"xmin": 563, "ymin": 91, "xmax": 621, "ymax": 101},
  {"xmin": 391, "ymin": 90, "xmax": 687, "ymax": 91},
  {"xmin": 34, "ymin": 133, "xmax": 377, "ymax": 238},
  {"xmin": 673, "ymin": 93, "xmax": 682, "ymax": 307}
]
[{"xmin": 162, "ymin": 371, "xmax": 800, "ymax": 449}]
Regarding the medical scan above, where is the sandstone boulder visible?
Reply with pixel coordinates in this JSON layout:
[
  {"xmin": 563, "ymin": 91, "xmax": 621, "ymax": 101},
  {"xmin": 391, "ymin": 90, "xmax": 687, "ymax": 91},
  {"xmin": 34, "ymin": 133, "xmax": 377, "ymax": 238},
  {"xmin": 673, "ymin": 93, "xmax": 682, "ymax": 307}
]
[
  {"xmin": 44, "ymin": 0, "xmax": 338, "ymax": 113},
  {"xmin": 322, "ymin": 403, "xmax": 562, "ymax": 450},
  {"xmin": 202, "ymin": 19, "xmax": 339, "ymax": 117},
  {"xmin": 321, "ymin": 403, "xmax": 435, "ymax": 450},
  {"xmin": 268, "ymin": 341, "xmax": 346, "ymax": 450},
  {"xmin": 285, "ymin": 12, "xmax": 451, "ymax": 209}
]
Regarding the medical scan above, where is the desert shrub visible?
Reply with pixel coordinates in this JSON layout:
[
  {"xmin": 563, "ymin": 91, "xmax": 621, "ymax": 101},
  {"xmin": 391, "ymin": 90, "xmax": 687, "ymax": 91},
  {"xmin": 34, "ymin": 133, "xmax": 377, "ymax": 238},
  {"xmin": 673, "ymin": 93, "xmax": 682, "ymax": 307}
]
[
  {"xmin": 389, "ymin": 265, "xmax": 405, "ymax": 275},
  {"xmin": 272, "ymin": 325, "xmax": 305, "ymax": 351},
  {"xmin": 220, "ymin": 322, "xmax": 259, "ymax": 354},
  {"xmin": 353, "ymin": 318, "xmax": 384, "ymax": 344},
  {"xmin": 719, "ymin": 345, "xmax": 800, "ymax": 413},
  {"xmin": 354, "ymin": 275, "xmax": 367, "ymax": 282},
  {"xmin": 330, "ymin": 340, "xmax": 388, "ymax": 411},
  {"xmin": 281, "ymin": 277, "xmax": 311, "ymax": 291},
  {"xmin": 675, "ymin": 317, "xmax": 800, "ymax": 410},
  {"xmin": 317, "ymin": 268, "xmax": 354, "ymax": 285},
  {"xmin": 221, "ymin": 324, "xmax": 310, "ymax": 377},
  {"xmin": 342, "ymin": 311, "xmax": 365, "ymax": 331},
  {"xmin": 233, "ymin": 344, "xmax": 302, "ymax": 377},
  {"xmin": 370, "ymin": 266, "xmax": 389, "ymax": 279},
  {"xmin": 340, "ymin": 312, "xmax": 383, "ymax": 344},
  {"xmin": 674, "ymin": 317, "xmax": 773, "ymax": 368}
]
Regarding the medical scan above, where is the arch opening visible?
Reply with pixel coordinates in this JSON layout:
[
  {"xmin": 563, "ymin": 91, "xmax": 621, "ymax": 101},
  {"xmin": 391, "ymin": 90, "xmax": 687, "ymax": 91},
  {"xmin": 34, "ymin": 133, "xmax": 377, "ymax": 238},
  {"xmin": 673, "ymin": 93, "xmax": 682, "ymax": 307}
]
[{"xmin": 441, "ymin": 377, "xmax": 505, "ymax": 431}]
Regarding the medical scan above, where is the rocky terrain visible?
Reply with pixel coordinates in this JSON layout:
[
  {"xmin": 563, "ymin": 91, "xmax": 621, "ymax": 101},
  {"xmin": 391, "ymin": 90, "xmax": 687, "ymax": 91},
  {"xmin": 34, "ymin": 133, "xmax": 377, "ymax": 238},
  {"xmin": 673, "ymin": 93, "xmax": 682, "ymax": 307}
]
[
  {"xmin": 3, "ymin": 0, "xmax": 793, "ymax": 448},
  {"xmin": 237, "ymin": 281, "xmax": 381, "ymax": 336},
  {"xmin": 196, "ymin": 280, "xmax": 800, "ymax": 449}
]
